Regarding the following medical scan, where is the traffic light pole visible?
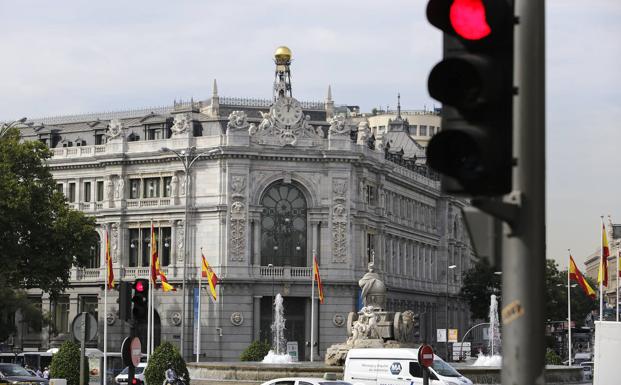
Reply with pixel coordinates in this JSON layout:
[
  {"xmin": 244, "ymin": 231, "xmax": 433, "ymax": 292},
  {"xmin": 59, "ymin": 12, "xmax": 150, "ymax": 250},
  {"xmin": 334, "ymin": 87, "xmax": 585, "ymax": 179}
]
[{"xmin": 500, "ymin": 1, "xmax": 546, "ymax": 384}]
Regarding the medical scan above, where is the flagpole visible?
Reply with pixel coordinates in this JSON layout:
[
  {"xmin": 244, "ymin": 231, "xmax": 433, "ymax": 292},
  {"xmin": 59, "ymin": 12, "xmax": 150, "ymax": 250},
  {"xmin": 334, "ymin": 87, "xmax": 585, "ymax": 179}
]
[
  {"xmin": 196, "ymin": 248, "xmax": 202, "ymax": 363},
  {"xmin": 103, "ymin": 231, "xmax": 108, "ymax": 385},
  {"xmin": 600, "ymin": 216, "xmax": 604, "ymax": 321},
  {"xmin": 310, "ymin": 250, "xmax": 316, "ymax": 362},
  {"xmin": 147, "ymin": 222, "xmax": 153, "ymax": 360},
  {"xmin": 567, "ymin": 249, "xmax": 572, "ymax": 366}
]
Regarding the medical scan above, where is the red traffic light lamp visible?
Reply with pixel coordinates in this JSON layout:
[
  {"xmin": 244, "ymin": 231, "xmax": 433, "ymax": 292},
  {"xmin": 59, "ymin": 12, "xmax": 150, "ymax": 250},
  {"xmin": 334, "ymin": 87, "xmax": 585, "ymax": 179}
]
[
  {"xmin": 132, "ymin": 279, "xmax": 149, "ymax": 321},
  {"xmin": 426, "ymin": 0, "xmax": 514, "ymax": 196}
]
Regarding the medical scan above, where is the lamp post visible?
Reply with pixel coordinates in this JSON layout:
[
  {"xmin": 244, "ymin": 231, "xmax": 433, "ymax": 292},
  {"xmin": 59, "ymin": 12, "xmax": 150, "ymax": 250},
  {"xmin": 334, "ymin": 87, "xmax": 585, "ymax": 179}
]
[
  {"xmin": 160, "ymin": 146, "xmax": 217, "ymax": 358},
  {"xmin": 0, "ymin": 117, "xmax": 27, "ymax": 138},
  {"xmin": 446, "ymin": 264, "xmax": 457, "ymax": 361}
]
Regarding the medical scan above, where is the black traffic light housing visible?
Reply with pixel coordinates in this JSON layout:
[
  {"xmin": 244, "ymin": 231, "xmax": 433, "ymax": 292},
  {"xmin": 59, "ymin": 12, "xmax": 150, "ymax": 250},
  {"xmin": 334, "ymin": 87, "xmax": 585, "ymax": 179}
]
[
  {"xmin": 132, "ymin": 279, "xmax": 149, "ymax": 322},
  {"xmin": 426, "ymin": 0, "xmax": 514, "ymax": 196},
  {"xmin": 118, "ymin": 281, "xmax": 132, "ymax": 322},
  {"xmin": 412, "ymin": 313, "xmax": 421, "ymax": 340}
]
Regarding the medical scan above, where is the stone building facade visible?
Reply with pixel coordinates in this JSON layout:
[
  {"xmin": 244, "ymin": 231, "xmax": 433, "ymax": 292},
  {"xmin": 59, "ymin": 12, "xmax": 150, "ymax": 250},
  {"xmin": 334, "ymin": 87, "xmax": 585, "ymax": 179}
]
[{"xmin": 12, "ymin": 49, "xmax": 473, "ymax": 361}]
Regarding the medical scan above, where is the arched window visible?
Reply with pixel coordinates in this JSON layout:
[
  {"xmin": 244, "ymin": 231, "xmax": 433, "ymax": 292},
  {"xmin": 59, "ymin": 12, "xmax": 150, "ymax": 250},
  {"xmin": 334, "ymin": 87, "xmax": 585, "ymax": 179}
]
[{"xmin": 260, "ymin": 181, "xmax": 307, "ymax": 267}]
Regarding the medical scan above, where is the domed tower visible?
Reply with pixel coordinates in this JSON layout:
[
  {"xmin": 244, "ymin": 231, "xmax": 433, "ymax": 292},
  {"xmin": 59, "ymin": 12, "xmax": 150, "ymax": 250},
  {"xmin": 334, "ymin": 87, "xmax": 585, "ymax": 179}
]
[{"xmin": 273, "ymin": 46, "xmax": 293, "ymax": 100}]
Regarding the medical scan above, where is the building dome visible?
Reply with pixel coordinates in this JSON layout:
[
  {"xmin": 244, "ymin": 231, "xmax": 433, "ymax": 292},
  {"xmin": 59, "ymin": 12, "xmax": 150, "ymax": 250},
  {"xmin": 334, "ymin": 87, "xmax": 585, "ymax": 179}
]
[{"xmin": 274, "ymin": 46, "xmax": 292, "ymax": 64}]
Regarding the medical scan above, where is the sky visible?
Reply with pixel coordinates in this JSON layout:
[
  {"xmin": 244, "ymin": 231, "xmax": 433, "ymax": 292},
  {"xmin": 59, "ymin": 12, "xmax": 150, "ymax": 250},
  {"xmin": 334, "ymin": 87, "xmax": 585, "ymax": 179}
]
[{"xmin": 0, "ymin": 0, "xmax": 619, "ymax": 269}]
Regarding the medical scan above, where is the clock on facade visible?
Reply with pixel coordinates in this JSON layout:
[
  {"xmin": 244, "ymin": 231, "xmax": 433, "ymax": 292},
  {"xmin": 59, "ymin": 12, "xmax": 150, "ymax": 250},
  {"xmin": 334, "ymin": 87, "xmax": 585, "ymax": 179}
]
[{"xmin": 273, "ymin": 96, "xmax": 303, "ymax": 126}]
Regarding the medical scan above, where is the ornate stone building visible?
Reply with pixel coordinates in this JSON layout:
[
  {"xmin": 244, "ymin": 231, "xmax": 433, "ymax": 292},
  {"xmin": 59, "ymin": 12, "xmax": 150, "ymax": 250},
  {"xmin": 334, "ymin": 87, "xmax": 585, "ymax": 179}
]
[{"xmin": 13, "ymin": 47, "xmax": 473, "ymax": 361}]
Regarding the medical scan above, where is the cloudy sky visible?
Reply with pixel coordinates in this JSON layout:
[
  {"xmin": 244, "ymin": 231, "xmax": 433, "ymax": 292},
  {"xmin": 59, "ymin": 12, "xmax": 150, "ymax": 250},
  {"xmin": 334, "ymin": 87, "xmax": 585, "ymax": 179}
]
[{"xmin": 1, "ymin": 0, "xmax": 619, "ymax": 269}]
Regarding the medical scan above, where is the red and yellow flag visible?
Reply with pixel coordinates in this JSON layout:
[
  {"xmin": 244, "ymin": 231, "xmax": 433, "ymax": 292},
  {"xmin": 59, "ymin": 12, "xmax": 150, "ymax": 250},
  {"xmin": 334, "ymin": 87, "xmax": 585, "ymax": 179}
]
[
  {"xmin": 201, "ymin": 253, "xmax": 219, "ymax": 301},
  {"xmin": 313, "ymin": 255, "xmax": 325, "ymax": 304},
  {"xmin": 150, "ymin": 224, "xmax": 160, "ymax": 284},
  {"xmin": 598, "ymin": 222, "xmax": 609, "ymax": 287},
  {"xmin": 569, "ymin": 255, "xmax": 596, "ymax": 299},
  {"xmin": 106, "ymin": 230, "xmax": 114, "ymax": 289},
  {"xmin": 159, "ymin": 267, "xmax": 175, "ymax": 292}
]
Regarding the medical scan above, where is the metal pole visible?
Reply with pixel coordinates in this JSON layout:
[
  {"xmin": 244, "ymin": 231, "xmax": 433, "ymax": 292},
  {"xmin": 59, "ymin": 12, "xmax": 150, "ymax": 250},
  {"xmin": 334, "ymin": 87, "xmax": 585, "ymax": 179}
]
[
  {"xmin": 445, "ymin": 264, "xmax": 449, "ymax": 361},
  {"xmin": 567, "ymin": 250, "xmax": 572, "ymax": 366},
  {"xmin": 181, "ymin": 153, "xmax": 190, "ymax": 358},
  {"xmin": 502, "ymin": 1, "xmax": 546, "ymax": 384}
]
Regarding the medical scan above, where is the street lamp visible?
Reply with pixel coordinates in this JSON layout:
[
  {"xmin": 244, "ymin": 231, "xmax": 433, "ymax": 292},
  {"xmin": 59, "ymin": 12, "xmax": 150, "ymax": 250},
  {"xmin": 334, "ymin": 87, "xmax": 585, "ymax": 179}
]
[
  {"xmin": 160, "ymin": 146, "xmax": 219, "ymax": 358},
  {"xmin": 446, "ymin": 264, "xmax": 457, "ymax": 361},
  {"xmin": 0, "ymin": 117, "xmax": 27, "ymax": 138}
]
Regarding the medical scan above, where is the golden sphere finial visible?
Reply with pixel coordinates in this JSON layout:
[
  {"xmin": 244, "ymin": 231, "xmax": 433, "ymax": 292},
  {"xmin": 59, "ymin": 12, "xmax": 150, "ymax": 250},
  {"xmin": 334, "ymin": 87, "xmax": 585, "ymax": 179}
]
[{"xmin": 274, "ymin": 46, "xmax": 292, "ymax": 65}]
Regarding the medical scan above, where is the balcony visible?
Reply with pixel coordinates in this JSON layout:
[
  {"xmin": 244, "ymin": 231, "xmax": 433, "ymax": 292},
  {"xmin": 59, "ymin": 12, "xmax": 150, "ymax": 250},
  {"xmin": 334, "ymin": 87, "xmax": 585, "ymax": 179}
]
[
  {"xmin": 126, "ymin": 197, "xmax": 172, "ymax": 208},
  {"xmin": 257, "ymin": 265, "xmax": 312, "ymax": 280}
]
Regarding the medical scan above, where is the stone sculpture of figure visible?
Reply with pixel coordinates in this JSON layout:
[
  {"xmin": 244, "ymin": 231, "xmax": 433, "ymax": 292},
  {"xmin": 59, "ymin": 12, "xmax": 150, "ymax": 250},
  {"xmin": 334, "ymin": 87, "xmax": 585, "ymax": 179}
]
[
  {"xmin": 171, "ymin": 174, "xmax": 178, "ymax": 197},
  {"xmin": 358, "ymin": 262, "xmax": 386, "ymax": 309},
  {"xmin": 106, "ymin": 119, "xmax": 124, "ymax": 139},
  {"xmin": 171, "ymin": 113, "xmax": 191, "ymax": 135},
  {"xmin": 357, "ymin": 121, "xmax": 371, "ymax": 145},
  {"xmin": 105, "ymin": 178, "xmax": 113, "ymax": 200},
  {"xmin": 115, "ymin": 178, "xmax": 124, "ymax": 199}
]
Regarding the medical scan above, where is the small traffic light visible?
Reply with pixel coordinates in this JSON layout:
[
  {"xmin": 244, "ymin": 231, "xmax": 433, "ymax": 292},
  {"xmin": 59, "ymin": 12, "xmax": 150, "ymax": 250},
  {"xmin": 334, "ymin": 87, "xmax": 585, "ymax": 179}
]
[
  {"xmin": 118, "ymin": 281, "xmax": 132, "ymax": 322},
  {"xmin": 132, "ymin": 279, "xmax": 149, "ymax": 322},
  {"xmin": 412, "ymin": 313, "xmax": 421, "ymax": 340},
  {"xmin": 426, "ymin": 0, "xmax": 514, "ymax": 196}
]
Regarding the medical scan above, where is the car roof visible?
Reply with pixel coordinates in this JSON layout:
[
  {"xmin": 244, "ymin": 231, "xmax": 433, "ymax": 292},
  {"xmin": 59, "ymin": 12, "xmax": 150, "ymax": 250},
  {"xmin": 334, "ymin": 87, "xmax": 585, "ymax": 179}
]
[{"xmin": 264, "ymin": 378, "xmax": 349, "ymax": 384}]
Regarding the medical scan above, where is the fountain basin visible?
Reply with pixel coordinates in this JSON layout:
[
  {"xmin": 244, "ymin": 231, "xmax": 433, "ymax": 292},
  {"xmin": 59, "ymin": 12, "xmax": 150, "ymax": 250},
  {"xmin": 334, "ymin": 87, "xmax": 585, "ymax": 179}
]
[{"xmin": 188, "ymin": 362, "xmax": 583, "ymax": 385}]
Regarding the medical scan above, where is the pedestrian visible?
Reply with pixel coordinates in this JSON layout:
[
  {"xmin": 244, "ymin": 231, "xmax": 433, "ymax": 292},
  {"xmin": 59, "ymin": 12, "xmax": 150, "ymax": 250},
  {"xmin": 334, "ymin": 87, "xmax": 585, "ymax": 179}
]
[
  {"xmin": 43, "ymin": 367, "xmax": 49, "ymax": 379},
  {"xmin": 36, "ymin": 368, "xmax": 43, "ymax": 377}
]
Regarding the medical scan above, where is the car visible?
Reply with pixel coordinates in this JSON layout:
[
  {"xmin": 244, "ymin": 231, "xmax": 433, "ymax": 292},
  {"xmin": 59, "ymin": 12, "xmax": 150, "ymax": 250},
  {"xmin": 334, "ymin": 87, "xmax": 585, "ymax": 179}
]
[
  {"xmin": 580, "ymin": 362, "xmax": 593, "ymax": 380},
  {"xmin": 260, "ymin": 374, "xmax": 353, "ymax": 385},
  {"xmin": 344, "ymin": 348, "xmax": 473, "ymax": 385},
  {"xmin": 0, "ymin": 363, "xmax": 48, "ymax": 385},
  {"xmin": 115, "ymin": 363, "xmax": 147, "ymax": 385}
]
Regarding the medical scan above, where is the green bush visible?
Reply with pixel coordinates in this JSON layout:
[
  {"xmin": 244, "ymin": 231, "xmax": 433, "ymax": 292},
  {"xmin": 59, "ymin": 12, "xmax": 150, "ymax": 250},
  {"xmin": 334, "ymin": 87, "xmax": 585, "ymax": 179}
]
[
  {"xmin": 545, "ymin": 348, "xmax": 563, "ymax": 365},
  {"xmin": 144, "ymin": 342, "xmax": 189, "ymax": 385},
  {"xmin": 240, "ymin": 340, "xmax": 271, "ymax": 361},
  {"xmin": 49, "ymin": 340, "xmax": 87, "ymax": 385}
]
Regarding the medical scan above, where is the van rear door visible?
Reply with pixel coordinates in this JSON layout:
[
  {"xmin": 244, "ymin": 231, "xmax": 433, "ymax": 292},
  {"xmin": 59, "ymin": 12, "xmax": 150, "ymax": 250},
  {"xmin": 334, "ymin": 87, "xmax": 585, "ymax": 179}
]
[{"xmin": 344, "ymin": 358, "xmax": 378, "ymax": 385}]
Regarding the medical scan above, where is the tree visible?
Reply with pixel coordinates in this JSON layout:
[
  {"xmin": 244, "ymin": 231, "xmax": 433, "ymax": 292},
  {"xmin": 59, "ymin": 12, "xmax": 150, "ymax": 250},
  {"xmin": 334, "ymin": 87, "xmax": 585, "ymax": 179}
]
[
  {"xmin": 546, "ymin": 259, "xmax": 597, "ymax": 327},
  {"xmin": 460, "ymin": 258, "xmax": 502, "ymax": 320},
  {"xmin": 0, "ymin": 128, "xmax": 97, "ymax": 337},
  {"xmin": 49, "ymin": 340, "xmax": 87, "ymax": 385},
  {"xmin": 144, "ymin": 342, "xmax": 189, "ymax": 385},
  {"xmin": 240, "ymin": 340, "xmax": 271, "ymax": 361}
]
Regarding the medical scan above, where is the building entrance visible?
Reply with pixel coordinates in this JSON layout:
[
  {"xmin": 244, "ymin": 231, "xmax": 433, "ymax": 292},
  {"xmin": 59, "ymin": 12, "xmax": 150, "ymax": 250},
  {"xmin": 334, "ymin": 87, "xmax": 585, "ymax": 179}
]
[{"xmin": 260, "ymin": 296, "xmax": 307, "ymax": 361}]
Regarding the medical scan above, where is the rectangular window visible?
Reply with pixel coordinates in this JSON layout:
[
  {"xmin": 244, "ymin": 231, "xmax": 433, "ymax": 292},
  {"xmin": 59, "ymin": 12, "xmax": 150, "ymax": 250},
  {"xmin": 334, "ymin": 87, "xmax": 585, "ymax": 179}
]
[
  {"xmin": 53, "ymin": 296, "xmax": 70, "ymax": 334},
  {"xmin": 429, "ymin": 126, "xmax": 435, "ymax": 135},
  {"xmin": 130, "ymin": 179, "xmax": 141, "ymax": 199},
  {"xmin": 27, "ymin": 297, "xmax": 42, "ymax": 332},
  {"xmin": 96, "ymin": 181, "xmax": 104, "ymax": 201},
  {"xmin": 79, "ymin": 296, "xmax": 99, "ymax": 319},
  {"xmin": 365, "ymin": 185, "xmax": 376, "ymax": 205},
  {"xmin": 366, "ymin": 233, "xmax": 375, "ymax": 264},
  {"xmin": 129, "ymin": 229, "xmax": 139, "ymax": 267},
  {"xmin": 56, "ymin": 183, "xmax": 63, "ymax": 193},
  {"xmin": 84, "ymin": 182, "xmax": 91, "ymax": 202},
  {"xmin": 144, "ymin": 178, "xmax": 160, "ymax": 198},
  {"xmin": 419, "ymin": 125, "xmax": 428, "ymax": 136},
  {"xmin": 94, "ymin": 134, "xmax": 104, "ymax": 145},
  {"xmin": 68, "ymin": 183, "xmax": 76, "ymax": 202},
  {"xmin": 163, "ymin": 177, "xmax": 172, "ymax": 197}
]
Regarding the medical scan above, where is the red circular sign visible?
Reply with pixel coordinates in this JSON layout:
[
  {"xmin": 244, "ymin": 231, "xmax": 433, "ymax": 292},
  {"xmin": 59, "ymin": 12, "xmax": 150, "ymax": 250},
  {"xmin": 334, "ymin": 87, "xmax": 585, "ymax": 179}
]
[
  {"xmin": 130, "ymin": 337, "xmax": 142, "ymax": 367},
  {"xmin": 418, "ymin": 344, "xmax": 434, "ymax": 368}
]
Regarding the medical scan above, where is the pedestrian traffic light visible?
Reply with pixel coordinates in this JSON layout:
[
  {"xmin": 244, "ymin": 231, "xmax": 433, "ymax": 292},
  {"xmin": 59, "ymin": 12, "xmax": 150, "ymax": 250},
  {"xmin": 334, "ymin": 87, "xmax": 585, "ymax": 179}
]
[
  {"xmin": 132, "ymin": 279, "xmax": 149, "ymax": 322},
  {"xmin": 118, "ymin": 281, "xmax": 132, "ymax": 322},
  {"xmin": 426, "ymin": 0, "xmax": 515, "ymax": 196}
]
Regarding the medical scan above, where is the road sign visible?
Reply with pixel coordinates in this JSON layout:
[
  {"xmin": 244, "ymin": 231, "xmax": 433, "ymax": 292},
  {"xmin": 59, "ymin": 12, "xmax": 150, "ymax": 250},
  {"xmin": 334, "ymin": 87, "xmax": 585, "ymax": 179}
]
[
  {"xmin": 436, "ymin": 328, "xmax": 447, "ymax": 342},
  {"xmin": 72, "ymin": 312, "xmax": 97, "ymax": 343},
  {"xmin": 121, "ymin": 337, "xmax": 142, "ymax": 368},
  {"xmin": 448, "ymin": 329, "xmax": 458, "ymax": 343},
  {"xmin": 418, "ymin": 344, "xmax": 434, "ymax": 368}
]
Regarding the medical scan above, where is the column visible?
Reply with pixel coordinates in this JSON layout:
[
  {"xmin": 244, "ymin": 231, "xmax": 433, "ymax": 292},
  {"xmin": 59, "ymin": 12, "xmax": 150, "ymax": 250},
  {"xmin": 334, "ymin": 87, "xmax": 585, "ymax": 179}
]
[
  {"xmin": 311, "ymin": 220, "xmax": 319, "ymax": 264},
  {"xmin": 253, "ymin": 218, "xmax": 262, "ymax": 265},
  {"xmin": 170, "ymin": 220, "xmax": 178, "ymax": 268},
  {"xmin": 253, "ymin": 296, "xmax": 262, "ymax": 341}
]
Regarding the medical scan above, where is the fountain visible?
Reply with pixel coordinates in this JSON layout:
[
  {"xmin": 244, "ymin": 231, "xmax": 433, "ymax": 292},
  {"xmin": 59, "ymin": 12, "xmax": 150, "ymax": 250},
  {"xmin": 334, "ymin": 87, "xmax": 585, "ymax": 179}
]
[
  {"xmin": 262, "ymin": 293, "xmax": 292, "ymax": 363},
  {"xmin": 472, "ymin": 294, "xmax": 502, "ymax": 366}
]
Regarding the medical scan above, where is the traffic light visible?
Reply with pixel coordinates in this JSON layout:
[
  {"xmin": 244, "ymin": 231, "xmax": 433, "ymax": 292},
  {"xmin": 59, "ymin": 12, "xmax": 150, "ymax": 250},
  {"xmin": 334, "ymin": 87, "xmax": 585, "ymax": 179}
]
[
  {"xmin": 118, "ymin": 281, "xmax": 132, "ymax": 322},
  {"xmin": 132, "ymin": 279, "xmax": 149, "ymax": 322},
  {"xmin": 412, "ymin": 313, "xmax": 421, "ymax": 340},
  {"xmin": 426, "ymin": 0, "xmax": 514, "ymax": 196}
]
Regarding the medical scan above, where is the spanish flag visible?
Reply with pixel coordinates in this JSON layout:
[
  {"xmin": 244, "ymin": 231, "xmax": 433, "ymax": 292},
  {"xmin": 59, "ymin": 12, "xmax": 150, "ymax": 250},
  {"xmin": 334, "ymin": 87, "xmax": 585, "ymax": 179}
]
[
  {"xmin": 150, "ymin": 224, "xmax": 159, "ymax": 284},
  {"xmin": 159, "ymin": 265, "xmax": 175, "ymax": 292},
  {"xmin": 313, "ymin": 255, "xmax": 324, "ymax": 304},
  {"xmin": 569, "ymin": 255, "xmax": 596, "ymax": 299},
  {"xmin": 598, "ymin": 222, "xmax": 610, "ymax": 287},
  {"xmin": 106, "ymin": 230, "xmax": 114, "ymax": 289},
  {"xmin": 201, "ymin": 253, "xmax": 219, "ymax": 301}
]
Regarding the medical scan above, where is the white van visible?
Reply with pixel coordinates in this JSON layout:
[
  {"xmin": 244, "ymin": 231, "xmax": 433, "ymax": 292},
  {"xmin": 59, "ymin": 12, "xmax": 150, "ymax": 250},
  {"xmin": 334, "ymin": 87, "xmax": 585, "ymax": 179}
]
[{"xmin": 344, "ymin": 348, "xmax": 472, "ymax": 385}]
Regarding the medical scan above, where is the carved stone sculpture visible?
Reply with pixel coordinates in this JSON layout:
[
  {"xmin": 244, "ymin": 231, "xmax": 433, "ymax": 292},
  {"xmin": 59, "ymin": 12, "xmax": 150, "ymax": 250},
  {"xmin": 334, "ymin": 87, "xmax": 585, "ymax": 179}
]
[
  {"xmin": 358, "ymin": 262, "xmax": 387, "ymax": 309},
  {"xmin": 227, "ymin": 111, "xmax": 250, "ymax": 132},
  {"xmin": 171, "ymin": 113, "xmax": 192, "ymax": 135},
  {"xmin": 328, "ymin": 114, "xmax": 349, "ymax": 136},
  {"xmin": 357, "ymin": 121, "xmax": 371, "ymax": 145},
  {"xmin": 106, "ymin": 119, "xmax": 124, "ymax": 139}
]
